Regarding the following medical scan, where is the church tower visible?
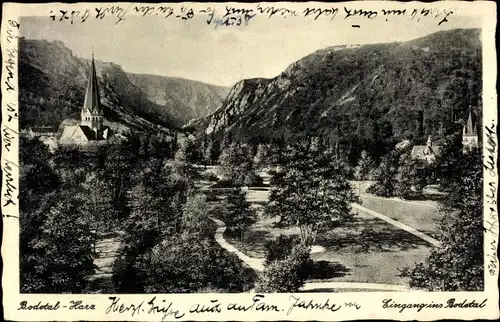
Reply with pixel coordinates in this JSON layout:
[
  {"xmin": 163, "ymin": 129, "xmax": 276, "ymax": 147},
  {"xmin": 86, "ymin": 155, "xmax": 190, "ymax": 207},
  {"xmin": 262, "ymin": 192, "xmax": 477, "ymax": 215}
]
[
  {"xmin": 80, "ymin": 52, "xmax": 103, "ymax": 138},
  {"xmin": 462, "ymin": 110, "xmax": 478, "ymax": 152}
]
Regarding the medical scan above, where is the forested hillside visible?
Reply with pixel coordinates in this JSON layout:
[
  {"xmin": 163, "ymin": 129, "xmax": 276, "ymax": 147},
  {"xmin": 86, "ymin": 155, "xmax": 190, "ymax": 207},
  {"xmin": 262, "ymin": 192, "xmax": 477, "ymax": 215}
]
[
  {"xmin": 127, "ymin": 73, "xmax": 229, "ymax": 125},
  {"xmin": 19, "ymin": 38, "xmax": 228, "ymax": 131},
  {"xmin": 191, "ymin": 29, "xmax": 482, "ymax": 161}
]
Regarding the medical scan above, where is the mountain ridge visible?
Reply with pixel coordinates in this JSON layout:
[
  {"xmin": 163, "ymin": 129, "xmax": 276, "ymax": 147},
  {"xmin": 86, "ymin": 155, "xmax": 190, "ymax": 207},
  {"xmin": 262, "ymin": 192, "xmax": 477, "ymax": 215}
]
[
  {"xmin": 189, "ymin": 28, "xmax": 482, "ymax": 160},
  {"xmin": 19, "ymin": 38, "xmax": 229, "ymax": 132}
]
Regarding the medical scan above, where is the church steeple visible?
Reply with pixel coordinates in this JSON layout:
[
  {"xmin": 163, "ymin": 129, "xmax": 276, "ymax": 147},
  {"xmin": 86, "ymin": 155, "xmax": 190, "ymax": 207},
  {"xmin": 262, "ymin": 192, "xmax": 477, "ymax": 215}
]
[
  {"xmin": 463, "ymin": 110, "xmax": 476, "ymax": 135},
  {"xmin": 462, "ymin": 109, "xmax": 478, "ymax": 152},
  {"xmin": 82, "ymin": 51, "xmax": 102, "ymax": 115},
  {"xmin": 80, "ymin": 50, "xmax": 104, "ymax": 136}
]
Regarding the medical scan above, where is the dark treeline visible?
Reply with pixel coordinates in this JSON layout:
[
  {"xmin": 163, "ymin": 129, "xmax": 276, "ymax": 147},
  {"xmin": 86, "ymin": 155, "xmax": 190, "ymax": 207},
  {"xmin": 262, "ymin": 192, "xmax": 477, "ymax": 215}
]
[{"xmin": 20, "ymin": 129, "xmax": 254, "ymax": 294}]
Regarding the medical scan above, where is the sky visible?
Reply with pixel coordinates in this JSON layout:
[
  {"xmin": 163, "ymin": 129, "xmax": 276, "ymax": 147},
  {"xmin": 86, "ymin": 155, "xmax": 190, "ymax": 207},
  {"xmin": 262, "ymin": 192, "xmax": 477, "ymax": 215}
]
[{"xmin": 19, "ymin": 3, "xmax": 484, "ymax": 87}]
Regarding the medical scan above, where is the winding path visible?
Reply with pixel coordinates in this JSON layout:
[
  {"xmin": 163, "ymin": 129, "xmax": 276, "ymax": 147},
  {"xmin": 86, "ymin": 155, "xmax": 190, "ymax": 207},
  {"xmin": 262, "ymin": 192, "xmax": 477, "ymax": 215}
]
[
  {"xmin": 210, "ymin": 217, "xmax": 410, "ymax": 292},
  {"xmin": 211, "ymin": 217, "xmax": 265, "ymax": 272}
]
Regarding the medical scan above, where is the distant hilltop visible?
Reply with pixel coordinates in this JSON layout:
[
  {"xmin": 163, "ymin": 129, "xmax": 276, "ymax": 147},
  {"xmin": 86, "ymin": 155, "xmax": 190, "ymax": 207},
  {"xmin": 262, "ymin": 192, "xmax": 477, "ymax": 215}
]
[
  {"xmin": 188, "ymin": 28, "xmax": 482, "ymax": 160},
  {"xmin": 18, "ymin": 37, "xmax": 230, "ymax": 132}
]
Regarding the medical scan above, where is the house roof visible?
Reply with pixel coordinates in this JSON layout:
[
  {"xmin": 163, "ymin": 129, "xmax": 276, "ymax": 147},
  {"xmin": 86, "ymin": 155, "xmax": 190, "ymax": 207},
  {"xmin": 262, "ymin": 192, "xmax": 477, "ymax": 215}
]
[
  {"xmin": 411, "ymin": 145, "xmax": 441, "ymax": 160},
  {"xmin": 79, "ymin": 125, "xmax": 96, "ymax": 140},
  {"xmin": 29, "ymin": 126, "xmax": 54, "ymax": 133}
]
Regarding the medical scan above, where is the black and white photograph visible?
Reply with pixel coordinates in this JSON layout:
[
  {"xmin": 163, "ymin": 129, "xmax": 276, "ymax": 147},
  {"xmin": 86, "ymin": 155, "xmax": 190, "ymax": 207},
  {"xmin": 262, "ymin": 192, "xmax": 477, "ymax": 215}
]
[{"xmin": 1, "ymin": 1, "xmax": 498, "ymax": 321}]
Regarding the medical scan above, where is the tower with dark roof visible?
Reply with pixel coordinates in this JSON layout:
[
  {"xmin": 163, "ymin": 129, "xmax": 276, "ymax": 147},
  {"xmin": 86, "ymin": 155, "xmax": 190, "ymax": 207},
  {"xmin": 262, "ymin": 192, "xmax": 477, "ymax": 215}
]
[
  {"xmin": 462, "ymin": 110, "xmax": 478, "ymax": 152},
  {"xmin": 80, "ymin": 52, "xmax": 103, "ymax": 135},
  {"xmin": 59, "ymin": 52, "xmax": 112, "ymax": 145}
]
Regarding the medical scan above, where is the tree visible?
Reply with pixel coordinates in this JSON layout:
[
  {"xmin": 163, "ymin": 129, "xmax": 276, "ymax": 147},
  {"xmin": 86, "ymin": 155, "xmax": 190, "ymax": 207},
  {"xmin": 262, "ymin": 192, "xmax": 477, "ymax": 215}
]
[
  {"xmin": 434, "ymin": 131, "xmax": 463, "ymax": 190},
  {"xmin": 264, "ymin": 234, "xmax": 301, "ymax": 265},
  {"xmin": 124, "ymin": 183, "xmax": 163, "ymax": 253},
  {"xmin": 180, "ymin": 194, "xmax": 213, "ymax": 239},
  {"xmin": 394, "ymin": 151, "xmax": 427, "ymax": 200},
  {"xmin": 266, "ymin": 141, "xmax": 359, "ymax": 245},
  {"xmin": 218, "ymin": 142, "xmax": 255, "ymax": 186},
  {"xmin": 354, "ymin": 150, "xmax": 374, "ymax": 180},
  {"xmin": 253, "ymin": 144, "xmax": 269, "ymax": 170},
  {"xmin": 22, "ymin": 197, "xmax": 95, "ymax": 293},
  {"xmin": 20, "ymin": 137, "xmax": 59, "ymax": 215},
  {"xmin": 172, "ymin": 136, "xmax": 199, "ymax": 185},
  {"xmin": 79, "ymin": 172, "xmax": 117, "ymax": 252},
  {"xmin": 224, "ymin": 188, "xmax": 257, "ymax": 248},
  {"xmin": 401, "ymin": 148, "xmax": 483, "ymax": 291},
  {"xmin": 367, "ymin": 150, "xmax": 402, "ymax": 197}
]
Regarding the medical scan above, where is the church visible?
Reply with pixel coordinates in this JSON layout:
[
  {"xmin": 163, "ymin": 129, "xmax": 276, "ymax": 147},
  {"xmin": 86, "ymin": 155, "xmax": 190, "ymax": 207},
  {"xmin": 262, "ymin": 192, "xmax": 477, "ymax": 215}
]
[
  {"xmin": 60, "ymin": 53, "xmax": 112, "ymax": 145},
  {"xmin": 462, "ymin": 111, "xmax": 478, "ymax": 152},
  {"xmin": 410, "ymin": 111, "xmax": 478, "ymax": 164}
]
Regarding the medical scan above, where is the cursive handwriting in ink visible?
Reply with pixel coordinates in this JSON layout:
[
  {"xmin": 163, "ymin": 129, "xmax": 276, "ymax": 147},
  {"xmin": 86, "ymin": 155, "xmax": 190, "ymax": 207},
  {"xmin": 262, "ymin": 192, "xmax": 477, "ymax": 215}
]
[
  {"xmin": 227, "ymin": 294, "xmax": 280, "ymax": 312},
  {"xmin": 303, "ymin": 7, "xmax": 339, "ymax": 21},
  {"xmin": 95, "ymin": 5, "xmax": 129, "ymax": 24},
  {"xmin": 147, "ymin": 296, "xmax": 185, "ymax": 320},
  {"xmin": 2, "ymin": 125, "xmax": 17, "ymax": 152},
  {"xmin": 5, "ymin": 20, "xmax": 19, "ymax": 45},
  {"xmin": 257, "ymin": 4, "xmax": 298, "ymax": 18},
  {"xmin": 105, "ymin": 297, "xmax": 143, "ymax": 317},
  {"xmin": 484, "ymin": 121, "xmax": 498, "ymax": 278},
  {"xmin": 287, "ymin": 296, "xmax": 341, "ymax": 315},
  {"xmin": 4, "ymin": 47, "xmax": 17, "ymax": 92},
  {"xmin": 344, "ymin": 7, "xmax": 378, "ymax": 19},
  {"xmin": 189, "ymin": 299, "xmax": 222, "ymax": 314},
  {"xmin": 484, "ymin": 122, "xmax": 497, "ymax": 177},
  {"xmin": 344, "ymin": 301, "xmax": 361, "ymax": 309},
  {"xmin": 5, "ymin": 102, "xmax": 18, "ymax": 122},
  {"xmin": 2, "ymin": 159, "xmax": 18, "ymax": 208}
]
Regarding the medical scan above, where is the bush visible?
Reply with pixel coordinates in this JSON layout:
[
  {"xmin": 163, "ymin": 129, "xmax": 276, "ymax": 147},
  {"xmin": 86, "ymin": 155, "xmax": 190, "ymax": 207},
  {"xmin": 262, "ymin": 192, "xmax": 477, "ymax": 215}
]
[
  {"xmin": 211, "ymin": 179, "xmax": 236, "ymax": 188},
  {"xmin": 244, "ymin": 172, "xmax": 264, "ymax": 186},
  {"xmin": 366, "ymin": 182, "xmax": 392, "ymax": 197},
  {"xmin": 256, "ymin": 244, "xmax": 313, "ymax": 293},
  {"xmin": 264, "ymin": 234, "xmax": 301, "ymax": 265},
  {"xmin": 142, "ymin": 233, "xmax": 255, "ymax": 293},
  {"xmin": 255, "ymin": 258, "xmax": 304, "ymax": 292},
  {"xmin": 200, "ymin": 171, "xmax": 219, "ymax": 182}
]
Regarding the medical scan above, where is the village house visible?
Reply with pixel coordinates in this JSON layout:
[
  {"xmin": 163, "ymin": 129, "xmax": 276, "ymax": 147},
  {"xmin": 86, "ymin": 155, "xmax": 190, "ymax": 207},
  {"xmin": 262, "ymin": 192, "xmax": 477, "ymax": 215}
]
[{"xmin": 411, "ymin": 136, "xmax": 441, "ymax": 164}]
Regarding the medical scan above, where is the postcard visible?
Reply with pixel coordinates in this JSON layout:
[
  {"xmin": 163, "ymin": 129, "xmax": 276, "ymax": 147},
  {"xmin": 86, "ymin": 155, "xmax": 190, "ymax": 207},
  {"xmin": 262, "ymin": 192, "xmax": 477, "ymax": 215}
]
[{"xmin": 1, "ymin": 1, "xmax": 498, "ymax": 321}]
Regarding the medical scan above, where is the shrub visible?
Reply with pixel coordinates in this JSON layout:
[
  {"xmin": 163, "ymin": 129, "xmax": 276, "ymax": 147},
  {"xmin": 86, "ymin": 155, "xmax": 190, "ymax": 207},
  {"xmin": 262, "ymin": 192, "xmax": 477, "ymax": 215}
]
[
  {"xmin": 244, "ymin": 172, "xmax": 264, "ymax": 186},
  {"xmin": 255, "ymin": 258, "xmax": 304, "ymax": 292},
  {"xmin": 201, "ymin": 171, "xmax": 219, "ymax": 182},
  {"xmin": 211, "ymin": 179, "xmax": 236, "ymax": 188},
  {"xmin": 264, "ymin": 234, "xmax": 301, "ymax": 265},
  {"xmin": 256, "ymin": 244, "xmax": 313, "ymax": 293},
  {"xmin": 366, "ymin": 182, "xmax": 392, "ymax": 197},
  {"xmin": 142, "ymin": 233, "xmax": 255, "ymax": 293}
]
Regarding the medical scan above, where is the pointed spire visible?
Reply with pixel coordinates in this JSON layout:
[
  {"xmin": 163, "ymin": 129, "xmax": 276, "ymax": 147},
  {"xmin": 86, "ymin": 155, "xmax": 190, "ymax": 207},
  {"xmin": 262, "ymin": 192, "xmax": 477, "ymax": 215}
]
[
  {"xmin": 82, "ymin": 50, "xmax": 101, "ymax": 115},
  {"xmin": 427, "ymin": 135, "xmax": 432, "ymax": 147},
  {"xmin": 464, "ymin": 110, "xmax": 474, "ymax": 135}
]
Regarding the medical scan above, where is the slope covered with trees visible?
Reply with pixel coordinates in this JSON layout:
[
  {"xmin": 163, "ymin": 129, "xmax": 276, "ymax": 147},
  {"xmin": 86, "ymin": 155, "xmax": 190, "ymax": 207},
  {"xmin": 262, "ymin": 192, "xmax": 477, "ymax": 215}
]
[
  {"xmin": 19, "ymin": 38, "xmax": 228, "ymax": 131},
  {"xmin": 127, "ymin": 73, "xmax": 229, "ymax": 125},
  {"xmin": 191, "ymin": 28, "xmax": 482, "ymax": 162}
]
